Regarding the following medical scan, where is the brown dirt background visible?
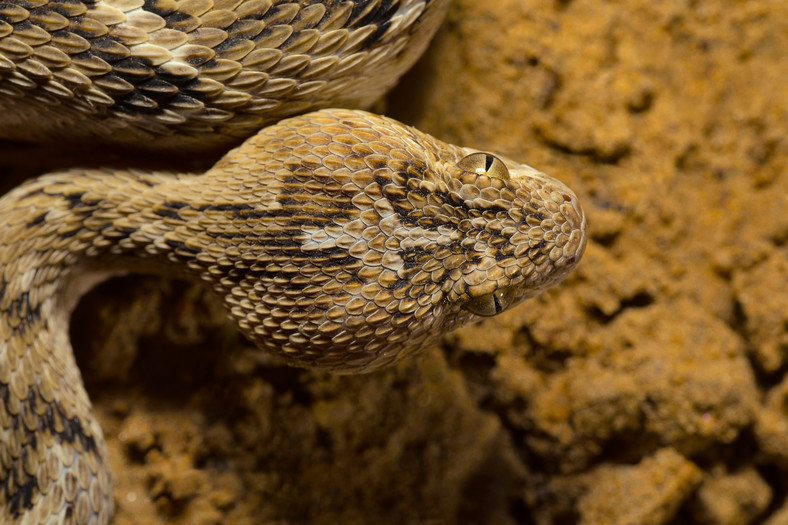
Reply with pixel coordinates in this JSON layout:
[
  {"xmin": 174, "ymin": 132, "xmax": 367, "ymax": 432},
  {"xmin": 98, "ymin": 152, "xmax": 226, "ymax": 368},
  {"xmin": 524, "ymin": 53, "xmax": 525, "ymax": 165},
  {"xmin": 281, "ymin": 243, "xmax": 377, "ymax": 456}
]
[{"xmin": 1, "ymin": 1, "xmax": 787, "ymax": 524}]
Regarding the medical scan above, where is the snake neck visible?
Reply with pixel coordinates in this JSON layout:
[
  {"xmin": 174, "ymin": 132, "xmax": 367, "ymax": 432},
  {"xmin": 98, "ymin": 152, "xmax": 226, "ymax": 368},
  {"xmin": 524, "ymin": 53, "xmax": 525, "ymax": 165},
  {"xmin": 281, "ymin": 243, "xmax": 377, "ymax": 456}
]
[{"xmin": 1, "ymin": 168, "xmax": 189, "ymax": 276}]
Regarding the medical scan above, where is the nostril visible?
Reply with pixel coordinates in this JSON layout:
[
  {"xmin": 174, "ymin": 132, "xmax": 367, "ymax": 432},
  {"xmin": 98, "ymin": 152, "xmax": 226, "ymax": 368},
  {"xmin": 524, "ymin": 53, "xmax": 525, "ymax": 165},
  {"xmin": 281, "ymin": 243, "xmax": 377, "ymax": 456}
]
[{"xmin": 560, "ymin": 199, "xmax": 584, "ymax": 232}]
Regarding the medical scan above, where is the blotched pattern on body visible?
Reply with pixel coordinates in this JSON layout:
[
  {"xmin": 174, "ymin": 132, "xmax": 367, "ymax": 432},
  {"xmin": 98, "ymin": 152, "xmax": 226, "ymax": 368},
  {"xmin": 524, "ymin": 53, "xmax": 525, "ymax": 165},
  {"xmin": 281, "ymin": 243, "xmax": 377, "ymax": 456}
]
[
  {"xmin": 0, "ymin": 1, "xmax": 587, "ymax": 524},
  {"xmin": 0, "ymin": 0, "xmax": 447, "ymax": 150}
]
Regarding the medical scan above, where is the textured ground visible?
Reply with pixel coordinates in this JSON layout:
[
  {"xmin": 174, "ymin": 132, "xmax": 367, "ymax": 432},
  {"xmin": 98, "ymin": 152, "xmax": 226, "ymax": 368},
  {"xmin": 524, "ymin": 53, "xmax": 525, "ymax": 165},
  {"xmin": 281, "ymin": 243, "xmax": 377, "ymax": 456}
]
[{"xmin": 1, "ymin": 1, "xmax": 787, "ymax": 524}]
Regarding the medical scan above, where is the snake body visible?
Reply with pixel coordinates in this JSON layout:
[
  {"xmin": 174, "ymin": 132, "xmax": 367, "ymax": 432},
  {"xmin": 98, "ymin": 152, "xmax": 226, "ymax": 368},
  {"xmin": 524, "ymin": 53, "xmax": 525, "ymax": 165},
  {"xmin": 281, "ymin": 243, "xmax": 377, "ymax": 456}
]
[
  {"xmin": 0, "ymin": 0, "xmax": 447, "ymax": 150},
  {"xmin": 0, "ymin": 1, "xmax": 587, "ymax": 523}
]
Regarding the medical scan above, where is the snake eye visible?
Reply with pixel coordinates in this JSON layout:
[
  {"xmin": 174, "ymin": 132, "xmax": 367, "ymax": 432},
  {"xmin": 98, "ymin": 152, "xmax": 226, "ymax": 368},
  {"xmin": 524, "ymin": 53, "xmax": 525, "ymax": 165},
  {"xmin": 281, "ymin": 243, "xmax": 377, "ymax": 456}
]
[
  {"xmin": 457, "ymin": 152, "xmax": 510, "ymax": 180},
  {"xmin": 462, "ymin": 287, "xmax": 516, "ymax": 317}
]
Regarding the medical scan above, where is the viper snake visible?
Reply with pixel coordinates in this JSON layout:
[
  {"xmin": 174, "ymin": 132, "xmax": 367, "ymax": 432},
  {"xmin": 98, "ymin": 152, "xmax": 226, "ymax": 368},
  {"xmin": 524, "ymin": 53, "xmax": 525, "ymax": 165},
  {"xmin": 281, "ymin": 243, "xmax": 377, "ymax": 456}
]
[{"xmin": 0, "ymin": 0, "xmax": 587, "ymax": 523}]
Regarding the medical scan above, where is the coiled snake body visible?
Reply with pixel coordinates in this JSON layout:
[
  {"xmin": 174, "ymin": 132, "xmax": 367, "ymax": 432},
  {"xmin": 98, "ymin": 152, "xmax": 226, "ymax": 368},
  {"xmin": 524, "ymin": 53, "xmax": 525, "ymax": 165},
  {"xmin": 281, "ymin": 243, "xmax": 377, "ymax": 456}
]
[{"xmin": 0, "ymin": 1, "xmax": 587, "ymax": 523}]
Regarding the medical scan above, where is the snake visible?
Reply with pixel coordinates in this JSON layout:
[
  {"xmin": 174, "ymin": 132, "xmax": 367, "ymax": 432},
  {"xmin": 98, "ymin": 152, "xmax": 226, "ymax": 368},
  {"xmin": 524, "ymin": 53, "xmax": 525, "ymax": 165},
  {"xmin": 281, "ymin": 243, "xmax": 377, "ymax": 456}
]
[{"xmin": 0, "ymin": 0, "xmax": 587, "ymax": 523}]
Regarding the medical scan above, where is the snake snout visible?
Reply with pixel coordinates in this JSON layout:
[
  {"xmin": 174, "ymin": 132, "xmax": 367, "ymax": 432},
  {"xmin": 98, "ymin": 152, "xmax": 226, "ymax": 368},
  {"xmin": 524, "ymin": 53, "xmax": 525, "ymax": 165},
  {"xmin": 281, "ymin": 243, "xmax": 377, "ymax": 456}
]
[{"xmin": 552, "ymin": 187, "xmax": 587, "ymax": 272}]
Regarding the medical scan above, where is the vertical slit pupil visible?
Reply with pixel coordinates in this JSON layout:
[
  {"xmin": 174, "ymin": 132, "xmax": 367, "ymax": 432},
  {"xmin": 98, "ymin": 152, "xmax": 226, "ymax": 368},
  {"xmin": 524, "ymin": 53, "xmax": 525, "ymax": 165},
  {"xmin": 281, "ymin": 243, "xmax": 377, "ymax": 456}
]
[{"xmin": 485, "ymin": 155, "xmax": 494, "ymax": 171}]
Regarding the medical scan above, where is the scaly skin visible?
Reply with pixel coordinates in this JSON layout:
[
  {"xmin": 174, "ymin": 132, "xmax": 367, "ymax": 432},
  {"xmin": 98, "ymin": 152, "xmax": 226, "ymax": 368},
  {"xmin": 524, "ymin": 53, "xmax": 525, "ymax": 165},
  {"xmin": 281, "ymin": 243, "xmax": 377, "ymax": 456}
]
[{"xmin": 0, "ymin": 0, "xmax": 448, "ymax": 150}]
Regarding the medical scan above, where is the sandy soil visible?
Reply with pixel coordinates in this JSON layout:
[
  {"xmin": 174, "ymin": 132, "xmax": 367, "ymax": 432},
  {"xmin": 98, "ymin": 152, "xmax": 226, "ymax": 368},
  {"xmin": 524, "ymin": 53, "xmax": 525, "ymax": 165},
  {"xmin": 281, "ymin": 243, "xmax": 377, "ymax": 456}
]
[{"xmin": 2, "ymin": 1, "xmax": 787, "ymax": 524}]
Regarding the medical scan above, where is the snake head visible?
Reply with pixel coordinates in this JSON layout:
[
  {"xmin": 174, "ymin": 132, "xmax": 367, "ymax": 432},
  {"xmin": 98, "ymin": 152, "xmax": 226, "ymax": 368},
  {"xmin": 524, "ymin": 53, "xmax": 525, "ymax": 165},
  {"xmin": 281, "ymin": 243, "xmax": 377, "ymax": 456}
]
[
  {"xmin": 443, "ymin": 150, "xmax": 587, "ymax": 319},
  {"xmin": 201, "ymin": 109, "xmax": 586, "ymax": 372}
]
